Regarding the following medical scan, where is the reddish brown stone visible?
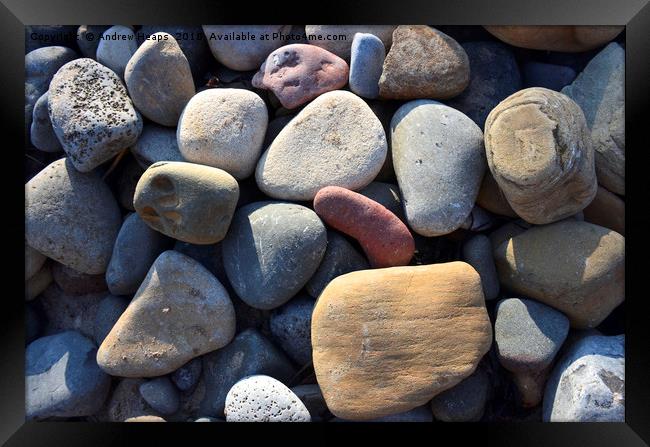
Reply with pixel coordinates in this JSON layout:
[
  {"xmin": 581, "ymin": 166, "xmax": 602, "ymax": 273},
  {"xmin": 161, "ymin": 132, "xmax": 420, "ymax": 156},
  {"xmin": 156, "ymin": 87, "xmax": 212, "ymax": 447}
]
[
  {"xmin": 313, "ymin": 186, "xmax": 414, "ymax": 268},
  {"xmin": 252, "ymin": 44, "xmax": 349, "ymax": 109}
]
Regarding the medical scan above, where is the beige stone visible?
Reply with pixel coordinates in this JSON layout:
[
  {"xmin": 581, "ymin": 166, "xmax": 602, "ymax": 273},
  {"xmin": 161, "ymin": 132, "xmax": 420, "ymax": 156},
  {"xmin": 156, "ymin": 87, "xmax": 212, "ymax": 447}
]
[
  {"xmin": 476, "ymin": 170, "xmax": 517, "ymax": 218},
  {"xmin": 312, "ymin": 262, "xmax": 492, "ymax": 420},
  {"xmin": 483, "ymin": 26, "xmax": 623, "ymax": 52},
  {"xmin": 583, "ymin": 186, "xmax": 625, "ymax": 236},
  {"xmin": 494, "ymin": 220, "xmax": 624, "ymax": 328},
  {"xmin": 485, "ymin": 88, "xmax": 597, "ymax": 224}
]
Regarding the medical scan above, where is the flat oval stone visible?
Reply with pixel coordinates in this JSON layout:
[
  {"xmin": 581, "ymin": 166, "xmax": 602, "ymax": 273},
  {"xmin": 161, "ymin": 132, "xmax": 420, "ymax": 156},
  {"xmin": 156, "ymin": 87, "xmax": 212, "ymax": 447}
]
[
  {"xmin": 222, "ymin": 201, "xmax": 327, "ymax": 309},
  {"xmin": 305, "ymin": 230, "xmax": 369, "ymax": 298},
  {"xmin": 543, "ymin": 334, "xmax": 624, "ymax": 421},
  {"xmin": 349, "ymin": 33, "xmax": 385, "ymax": 99},
  {"xmin": 200, "ymin": 329, "xmax": 296, "ymax": 417},
  {"xmin": 30, "ymin": 92, "xmax": 62, "ymax": 152},
  {"xmin": 379, "ymin": 26, "xmax": 469, "ymax": 100},
  {"xmin": 494, "ymin": 220, "xmax": 624, "ymax": 329},
  {"xmin": 269, "ymin": 295, "xmax": 314, "ymax": 365},
  {"xmin": 312, "ymin": 262, "xmax": 492, "ymax": 420},
  {"xmin": 134, "ymin": 161, "xmax": 239, "ymax": 245},
  {"xmin": 139, "ymin": 377, "xmax": 180, "ymax": 415},
  {"xmin": 48, "ymin": 58, "xmax": 143, "ymax": 172},
  {"xmin": 177, "ymin": 88, "xmax": 268, "ymax": 179},
  {"xmin": 93, "ymin": 294, "xmax": 130, "ymax": 345},
  {"xmin": 225, "ymin": 375, "xmax": 311, "ymax": 422},
  {"xmin": 462, "ymin": 235, "xmax": 499, "ymax": 300},
  {"xmin": 131, "ymin": 123, "xmax": 184, "ymax": 169},
  {"xmin": 485, "ymin": 88, "xmax": 597, "ymax": 224},
  {"xmin": 392, "ymin": 100, "xmax": 485, "ymax": 236},
  {"xmin": 252, "ymin": 44, "xmax": 349, "ymax": 109},
  {"xmin": 26, "ymin": 331, "xmax": 111, "ymax": 420},
  {"xmin": 106, "ymin": 212, "xmax": 170, "ymax": 295},
  {"xmin": 314, "ymin": 186, "xmax": 414, "ymax": 268},
  {"xmin": 256, "ymin": 90, "xmax": 387, "ymax": 201},
  {"xmin": 562, "ymin": 43, "xmax": 625, "ymax": 195},
  {"xmin": 304, "ymin": 25, "xmax": 396, "ymax": 60},
  {"xmin": 125, "ymin": 32, "xmax": 195, "ymax": 127},
  {"xmin": 484, "ymin": 25, "xmax": 623, "ymax": 52},
  {"xmin": 25, "ymin": 158, "xmax": 122, "ymax": 274},
  {"xmin": 430, "ymin": 366, "xmax": 490, "ymax": 422},
  {"xmin": 96, "ymin": 25, "xmax": 138, "ymax": 78},
  {"xmin": 97, "ymin": 250, "xmax": 236, "ymax": 377},
  {"xmin": 202, "ymin": 25, "xmax": 291, "ymax": 71}
]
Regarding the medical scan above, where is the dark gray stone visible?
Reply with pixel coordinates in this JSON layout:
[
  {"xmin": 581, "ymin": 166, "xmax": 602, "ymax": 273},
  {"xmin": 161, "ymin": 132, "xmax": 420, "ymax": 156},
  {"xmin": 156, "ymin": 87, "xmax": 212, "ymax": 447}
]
[
  {"xmin": 200, "ymin": 329, "xmax": 296, "ymax": 417},
  {"xmin": 462, "ymin": 234, "xmax": 500, "ymax": 300},
  {"xmin": 51, "ymin": 262, "xmax": 107, "ymax": 296},
  {"xmin": 26, "ymin": 331, "xmax": 111, "ymax": 419},
  {"xmin": 26, "ymin": 303, "xmax": 43, "ymax": 344},
  {"xmin": 430, "ymin": 366, "xmax": 490, "ymax": 422},
  {"xmin": 523, "ymin": 61, "xmax": 577, "ymax": 91},
  {"xmin": 39, "ymin": 284, "xmax": 106, "ymax": 339},
  {"xmin": 139, "ymin": 377, "xmax": 180, "ymax": 415},
  {"xmin": 270, "ymin": 295, "xmax": 314, "ymax": 365},
  {"xmin": 332, "ymin": 405, "xmax": 432, "ymax": 422},
  {"xmin": 25, "ymin": 26, "xmax": 78, "ymax": 53},
  {"xmin": 30, "ymin": 92, "xmax": 62, "ymax": 152},
  {"xmin": 171, "ymin": 357, "xmax": 203, "ymax": 392},
  {"xmin": 130, "ymin": 124, "xmax": 184, "ymax": 169},
  {"xmin": 93, "ymin": 294, "xmax": 130, "ymax": 346},
  {"xmin": 291, "ymin": 384, "xmax": 329, "ymax": 422},
  {"xmin": 77, "ymin": 25, "xmax": 111, "ymax": 59},
  {"xmin": 358, "ymin": 182, "xmax": 404, "ymax": 221}
]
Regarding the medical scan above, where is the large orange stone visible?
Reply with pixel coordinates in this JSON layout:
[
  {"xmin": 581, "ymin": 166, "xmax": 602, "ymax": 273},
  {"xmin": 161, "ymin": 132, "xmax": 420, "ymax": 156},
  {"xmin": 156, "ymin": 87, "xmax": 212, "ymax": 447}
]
[{"xmin": 311, "ymin": 262, "xmax": 492, "ymax": 420}]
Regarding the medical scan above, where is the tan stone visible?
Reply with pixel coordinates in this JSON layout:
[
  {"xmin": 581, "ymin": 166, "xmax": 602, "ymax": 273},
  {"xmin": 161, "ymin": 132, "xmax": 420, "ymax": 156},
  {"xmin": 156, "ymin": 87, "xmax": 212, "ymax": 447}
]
[
  {"xmin": 311, "ymin": 262, "xmax": 492, "ymax": 420},
  {"xmin": 485, "ymin": 88, "xmax": 597, "ymax": 224},
  {"xmin": 124, "ymin": 415, "xmax": 166, "ymax": 422},
  {"xmin": 583, "ymin": 186, "xmax": 625, "ymax": 236},
  {"xmin": 494, "ymin": 220, "xmax": 624, "ymax": 328},
  {"xmin": 476, "ymin": 170, "xmax": 517, "ymax": 218},
  {"xmin": 483, "ymin": 26, "xmax": 623, "ymax": 52}
]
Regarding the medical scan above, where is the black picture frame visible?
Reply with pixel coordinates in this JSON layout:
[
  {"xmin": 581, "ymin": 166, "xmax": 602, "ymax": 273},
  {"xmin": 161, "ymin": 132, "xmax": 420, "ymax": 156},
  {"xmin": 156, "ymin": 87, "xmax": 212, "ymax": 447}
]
[{"xmin": 4, "ymin": 0, "xmax": 649, "ymax": 445}]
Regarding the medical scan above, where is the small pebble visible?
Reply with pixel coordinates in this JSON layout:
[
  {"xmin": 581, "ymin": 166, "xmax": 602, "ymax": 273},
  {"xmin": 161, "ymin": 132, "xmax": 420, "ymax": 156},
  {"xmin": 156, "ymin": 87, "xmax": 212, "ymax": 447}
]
[
  {"xmin": 269, "ymin": 295, "xmax": 314, "ymax": 365},
  {"xmin": 431, "ymin": 366, "xmax": 490, "ymax": 422},
  {"xmin": 130, "ymin": 123, "xmax": 184, "ymax": 169},
  {"xmin": 349, "ymin": 33, "xmax": 385, "ymax": 99},
  {"xmin": 171, "ymin": 358, "xmax": 203, "ymax": 392},
  {"xmin": 462, "ymin": 234, "xmax": 500, "ymax": 300},
  {"xmin": 139, "ymin": 377, "xmax": 180, "ymax": 415},
  {"xmin": 96, "ymin": 25, "xmax": 138, "ymax": 78}
]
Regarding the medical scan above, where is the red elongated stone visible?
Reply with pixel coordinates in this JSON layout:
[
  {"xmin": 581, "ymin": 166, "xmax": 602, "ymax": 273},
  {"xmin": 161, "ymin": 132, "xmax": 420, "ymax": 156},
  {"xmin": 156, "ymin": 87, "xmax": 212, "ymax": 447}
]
[{"xmin": 313, "ymin": 186, "xmax": 414, "ymax": 268}]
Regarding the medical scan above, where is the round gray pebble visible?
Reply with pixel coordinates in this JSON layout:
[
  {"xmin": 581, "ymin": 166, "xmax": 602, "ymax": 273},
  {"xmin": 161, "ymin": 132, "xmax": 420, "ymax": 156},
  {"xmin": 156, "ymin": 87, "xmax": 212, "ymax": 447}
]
[
  {"xmin": 93, "ymin": 294, "xmax": 130, "ymax": 346},
  {"xmin": 462, "ymin": 234, "xmax": 500, "ymax": 300},
  {"xmin": 139, "ymin": 377, "xmax": 181, "ymax": 415},
  {"xmin": 349, "ymin": 32, "xmax": 385, "ymax": 99},
  {"xmin": 30, "ymin": 92, "xmax": 62, "ymax": 152},
  {"xmin": 269, "ymin": 295, "xmax": 314, "ymax": 365}
]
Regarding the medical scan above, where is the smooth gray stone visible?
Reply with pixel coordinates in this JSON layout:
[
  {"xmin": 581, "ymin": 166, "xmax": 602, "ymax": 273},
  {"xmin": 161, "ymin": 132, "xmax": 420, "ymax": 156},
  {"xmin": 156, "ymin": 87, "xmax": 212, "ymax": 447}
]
[
  {"xmin": 200, "ymin": 329, "xmax": 296, "ymax": 417},
  {"xmin": 392, "ymin": 100, "xmax": 486, "ymax": 236},
  {"xmin": 93, "ymin": 294, "xmax": 130, "ymax": 346},
  {"xmin": 139, "ymin": 377, "xmax": 180, "ymax": 415},
  {"xmin": 270, "ymin": 295, "xmax": 314, "ymax": 365},
  {"xmin": 358, "ymin": 182, "xmax": 404, "ymax": 221},
  {"xmin": 106, "ymin": 212, "xmax": 170, "ymax": 296},
  {"xmin": 224, "ymin": 375, "xmax": 311, "ymax": 422},
  {"xmin": 430, "ymin": 366, "xmax": 490, "ymax": 422},
  {"xmin": 130, "ymin": 124, "xmax": 184, "ymax": 169},
  {"xmin": 25, "ymin": 158, "xmax": 122, "ymax": 274},
  {"xmin": 495, "ymin": 298, "xmax": 570, "ymax": 372},
  {"xmin": 462, "ymin": 234, "xmax": 500, "ymax": 300},
  {"xmin": 51, "ymin": 262, "xmax": 107, "ymax": 296},
  {"xmin": 39, "ymin": 285, "xmax": 106, "ymax": 339},
  {"xmin": 349, "ymin": 33, "xmax": 385, "ymax": 99},
  {"xmin": 30, "ymin": 92, "xmax": 62, "ymax": 152},
  {"xmin": 77, "ymin": 25, "xmax": 111, "ymax": 59},
  {"xmin": 523, "ymin": 61, "xmax": 577, "ymax": 91},
  {"xmin": 171, "ymin": 357, "xmax": 203, "ymax": 392},
  {"xmin": 305, "ymin": 230, "xmax": 369, "ymax": 298},
  {"xmin": 26, "ymin": 331, "xmax": 111, "ymax": 420},
  {"xmin": 543, "ymin": 334, "xmax": 624, "ymax": 422},
  {"xmin": 223, "ymin": 201, "xmax": 327, "ymax": 310},
  {"xmin": 25, "ymin": 46, "xmax": 77, "ymax": 139},
  {"xmin": 96, "ymin": 25, "xmax": 138, "ymax": 78}
]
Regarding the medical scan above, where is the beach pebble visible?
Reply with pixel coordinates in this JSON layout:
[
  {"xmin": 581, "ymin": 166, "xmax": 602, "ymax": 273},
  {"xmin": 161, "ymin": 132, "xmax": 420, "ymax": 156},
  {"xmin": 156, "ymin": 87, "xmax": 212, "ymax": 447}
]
[
  {"xmin": 171, "ymin": 358, "xmax": 202, "ymax": 392},
  {"xmin": 494, "ymin": 220, "xmax": 624, "ymax": 329},
  {"xmin": 103, "ymin": 378, "xmax": 161, "ymax": 421},
  {"xmin": 97, "ymin": 250, "xmax": 236, "ymax": 377},
  {"xmin": 312, "ymin": 262, "xmax": 492, "ymax": 420},
  {"xmin": 446, "ymin": 41, "xmax": 521, "ymax": 129},
  {"xmin": 76, "ymin": 25, "xmax": 110, "ymax": 59},
  {"xmin": 177, "ymin": 88, "xmax": 268, "ymax": 179},
  {"xmin": 139, "ymin": 377, "xmax": 180, "ymax": 415},
  {"xmin": 134, "ymin": 161, "xmax": 239, "ymax": 245},
  {"xmin": 200, "ymin": 329, "xmax": 296, "ymax": 417},
  {"xmin": 106, "ymin": 212, "xmax": 170, "ymax": 295},
  {"xmin": 52, "ymin": 263, "xmax": 107, "ymax": 296},
  {"xmin": 130, "ymin": 124, "xmax": 184, "ymax": 169},
  {"xmin": 543, "ymin": 334, "xmax": 624, "ymax": 422},
  {"xmin": 379, "ymin": 26, "xmax": 469, "ymax": 100},
  {"xmin": 304, "ymin": 25, "xmax": 396, "ymax": 60},
  {"xmin": 305, "ymin": 230, "xmax": 369, "ymax": 298},
  {"xmin": 562, "ymin": 43, "xmax": 625, "ymax": 195},
  {"xmin": 462, "ymin": 235, "xmax": 499, "ymax": 300},
  {"xmin": 583, "ymin": 186, "xmax": 625, "ymax": 235},
  {"xmin": 484, "ymin": 87, "xmax": 597, "ymax": 224},
  {"xmin": 430, "ymin": 366, "xmax": 490, "ymax": 422},
  {"xmin": 476, "ymin": 170, "xmax": 517, "ymax": 218},
  {"xmin": 484, "ymin": 25, "xmax": 623, "ymax": 52},
  {"xmin": 125, "ymin": 415, "xmax": 166, "ymax": 422},
  {"xmin": 349, "ymin": 33, "xmax": 385, "ymax": 99},
  {"xmin": 202, "ymin": 25, "xmax": 291, "ymax": 71},
  {"xmin": 495, "ymin": 298, "xmax": 570, "ymax": 406},
  {"xmin": 223, "ymin": 201, "xmax": 327, "ymax": 310},
  {"xmin": 125, "ymin": 32, "xmax": 195, "ymax": 126},
  {"xmin": 358, "ymin": 182, "xmax": 403, "ymax": 220},
  {"xmin": 291, "ymin": 385, "xmax": 329, "ymax": 422},
  {"xmin": 270, "ymin": 295, "xmax": 314, "ymax": 365},
  {"xmin": 314, "ymin": 186, "xmax": 414, "ymax": 267},
  {"xmin": 256, "ymin": 90, "xmax": 387, "ymax": 201},
  {"xmin": 96, "ymin": 25, "xmax": 138, "ymax": 78},
  {"xmin": 252, "ymin": 44, "xmax": 349, "ymax": 109},
  {"xmin": 225, "ymin": 375, "xmax": 311, "ymax": 422},
  {"xmin": 26, "ymin": 331, "xmax": 111, "ymax": 420},
  {"xmin": 392, "ymin": 100, "xmax": 485, "ymax": 236},
  {"xmin": 523, "ymin": 61, "xmax": 577, "ymax": 91},
  {"xmin": 30, "ymin": 92, "xmax": 61, "ymax": 152},
  {"xmin": 39, "ymin": 285, "xmax": 105, "ymax": 338},
  {"xmin": 25, "ymin": 158, "xmax": 122, "ymax": 274},
  {"xmin": 93, "ymin": 294, "xmax": 130, "ymax": 345},
  {"xmin": 48, "ymin": 58, "xmax": 143, "ymax": 172}
]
